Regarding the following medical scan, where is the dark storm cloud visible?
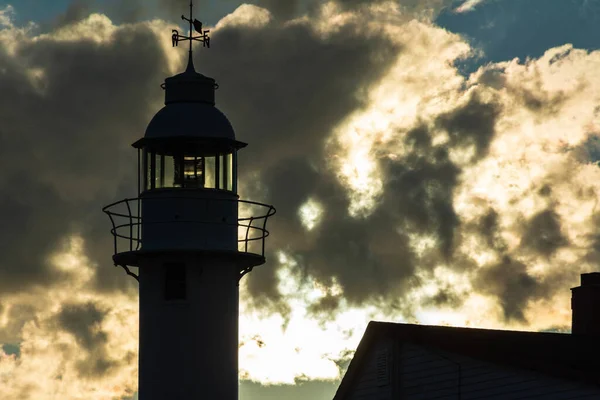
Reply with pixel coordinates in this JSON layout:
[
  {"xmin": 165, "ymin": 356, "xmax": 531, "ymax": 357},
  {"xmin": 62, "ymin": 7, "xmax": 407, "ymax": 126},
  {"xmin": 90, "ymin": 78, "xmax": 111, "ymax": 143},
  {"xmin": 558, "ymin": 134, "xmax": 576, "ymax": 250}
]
[
  {"xmin": 57, "ymin": 302, "xmax": 107, "ymax": 351},
  {"xmin": 307, "ymin": 293, "xmax": 341, "ymax": 317},
  {"xmin": 475, "ymin": 255, "xmax": 540, "ymax": 321},
  {"xmin": 0, "ymin": 18, "xmax": 169, "ymax": 294},
  {"xmin": 435, "ymin": 92, "xmax": 501, "ymax": 160},
  {"xmin": 383, "ymin": 144, "xmax": 461, "ymax": 259},
  {"xmin": 517, "ymin": 85, "xmax": 569, "ymax": 118},
  {"xmin": 0, "ymin": 177, "xmax": 74, "ymax": 292},
  {"xmin": 422, "ymin": 286, "xmax": 464, "ymax": 308},
  {"xmin": 476, "ymin": 208, "xmax": 507, "ymax": 252},
  {"xmin": 520, "ymin": 209, "xmax": 568, "ymax": 256},
  {"xmin": 56, "ymin": 302, "xmax": 126, "ymax": 377}
]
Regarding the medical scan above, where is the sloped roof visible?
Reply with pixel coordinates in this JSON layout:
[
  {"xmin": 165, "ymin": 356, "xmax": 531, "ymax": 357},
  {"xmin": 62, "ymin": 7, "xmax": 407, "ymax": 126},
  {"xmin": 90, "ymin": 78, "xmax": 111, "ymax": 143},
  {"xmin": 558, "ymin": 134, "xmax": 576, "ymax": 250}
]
[{"xmin": 333, "ymin": 322, "xmax": 600, "ymax": 399}]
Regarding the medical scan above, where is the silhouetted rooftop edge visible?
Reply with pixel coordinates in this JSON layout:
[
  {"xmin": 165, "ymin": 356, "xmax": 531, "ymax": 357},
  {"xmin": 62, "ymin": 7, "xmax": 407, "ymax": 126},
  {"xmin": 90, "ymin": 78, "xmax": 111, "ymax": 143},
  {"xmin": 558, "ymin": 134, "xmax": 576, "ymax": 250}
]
[{"xmin": 334, "ymin": 321, "xmax": 600, "ymax": 399}]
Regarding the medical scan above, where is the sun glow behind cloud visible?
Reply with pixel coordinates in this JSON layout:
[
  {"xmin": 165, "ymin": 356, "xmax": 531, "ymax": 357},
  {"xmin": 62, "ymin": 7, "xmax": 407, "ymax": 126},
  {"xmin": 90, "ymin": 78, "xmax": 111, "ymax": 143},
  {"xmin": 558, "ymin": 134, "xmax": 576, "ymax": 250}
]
[
  {"xmin": 239, "ymin": 251, "xmax": 401, "ymax": 384},
  {"xmin": 298, "ymin": 198, "xmax": 324, "ymax": 231}
]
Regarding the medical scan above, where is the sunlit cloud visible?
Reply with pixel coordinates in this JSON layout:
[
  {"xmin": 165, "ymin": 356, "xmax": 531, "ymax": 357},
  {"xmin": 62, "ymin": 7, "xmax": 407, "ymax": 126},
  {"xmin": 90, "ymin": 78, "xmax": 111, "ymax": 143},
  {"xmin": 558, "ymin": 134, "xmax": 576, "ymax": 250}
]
[
  {"xmin": 215, "ymin": 4, "xmax": 272, "ymax": 30},
  {"xmin": 454, "ymin": 0, "xmax": 488, "ymax": 13},
  {"xmin": 298, "ymin": 198, "xmax": 324, "ymax": 231},
  {"xmin": 0, "ymin": 4, "xmax": 14, "ymax": 28}
]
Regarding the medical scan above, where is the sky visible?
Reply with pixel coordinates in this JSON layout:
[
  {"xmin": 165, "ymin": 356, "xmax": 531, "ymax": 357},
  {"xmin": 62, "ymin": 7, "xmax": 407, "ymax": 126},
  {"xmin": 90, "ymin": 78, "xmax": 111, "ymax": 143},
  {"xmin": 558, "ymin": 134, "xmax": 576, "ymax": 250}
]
[{"xmin": 2, "ymin": 0, "xmax": 600, "ymax": 399}]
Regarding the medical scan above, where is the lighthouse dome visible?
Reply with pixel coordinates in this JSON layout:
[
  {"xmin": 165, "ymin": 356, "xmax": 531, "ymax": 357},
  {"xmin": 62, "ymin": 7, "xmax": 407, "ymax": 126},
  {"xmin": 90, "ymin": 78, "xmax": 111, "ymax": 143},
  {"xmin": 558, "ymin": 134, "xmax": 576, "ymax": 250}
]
[
  {"xmin": 144, "ymin": 69, "xmax": 236, "ymax": 141},
  {"xmin": 144, "ymin": 103, "xmax": 235, "ymax": 141}
]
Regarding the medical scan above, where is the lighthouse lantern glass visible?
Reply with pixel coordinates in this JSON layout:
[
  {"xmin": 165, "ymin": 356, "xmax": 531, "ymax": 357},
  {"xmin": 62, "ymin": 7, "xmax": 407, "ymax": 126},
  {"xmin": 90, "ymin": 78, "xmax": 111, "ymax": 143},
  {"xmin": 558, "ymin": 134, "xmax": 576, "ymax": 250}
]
[
  {"xmin": 205, "ymin": 156, "xmax": 216, "ymax": 187},
  {"xmin": 142, "ymin": 148, "xmax": 237, "ymax": 192}
]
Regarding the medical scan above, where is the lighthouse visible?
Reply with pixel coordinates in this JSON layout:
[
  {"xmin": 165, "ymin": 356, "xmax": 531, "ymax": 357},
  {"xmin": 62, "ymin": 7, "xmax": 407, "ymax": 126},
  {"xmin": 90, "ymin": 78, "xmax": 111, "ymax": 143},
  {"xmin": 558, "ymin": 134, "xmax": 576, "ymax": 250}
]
[{"xmin": 102, "ymin": 2, "xmax": 276, "ymax": 399}]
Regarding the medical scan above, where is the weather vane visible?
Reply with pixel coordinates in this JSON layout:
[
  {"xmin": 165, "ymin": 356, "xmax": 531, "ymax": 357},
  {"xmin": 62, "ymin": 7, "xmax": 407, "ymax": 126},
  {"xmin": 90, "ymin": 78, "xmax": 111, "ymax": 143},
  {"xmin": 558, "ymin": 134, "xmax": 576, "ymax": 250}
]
[{"xmin": 171, "ymin": 0, "xmax": 210, "ymax": 71}]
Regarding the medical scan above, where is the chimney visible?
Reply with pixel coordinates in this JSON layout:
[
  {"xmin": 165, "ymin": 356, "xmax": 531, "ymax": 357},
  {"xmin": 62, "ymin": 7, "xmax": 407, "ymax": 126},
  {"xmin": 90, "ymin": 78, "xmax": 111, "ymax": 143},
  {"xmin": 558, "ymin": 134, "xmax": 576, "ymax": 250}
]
[{"xmin": 571, "ymin": 272, "xmax": 600, "ymax": 335}]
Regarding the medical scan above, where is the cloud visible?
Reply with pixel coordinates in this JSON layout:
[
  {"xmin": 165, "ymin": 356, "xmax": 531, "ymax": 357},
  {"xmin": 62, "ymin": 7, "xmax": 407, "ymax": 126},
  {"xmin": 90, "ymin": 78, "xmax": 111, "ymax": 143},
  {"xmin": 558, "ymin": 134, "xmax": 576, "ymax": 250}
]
[
  {"xmin": 474, "ymin": 256, "xmax": 540, "ymax": 321},
  {"xmin": 454, "ymin": 0, "xmax": 488, "ymax": 13},
  {"xmin": 0, "ymin": 11, "xmax": 173, "ymax": 295},
  {"xmin": 55, "ymin": 302, "xmax": 118, "ymax": 377},
  {"xmin": 2, "ymin": 0, "xmax": 600, "ymax": 395},
  {"xmin": 0, "ymin": 4, "xmax": 15, "ymax": 28},
  {"xmin": 520, "ymin": 209, "xmax": 569, "ymax": 257},
  {"xmin": 0, "ymin": 239, "xmax": 138, "ymax": 399}
]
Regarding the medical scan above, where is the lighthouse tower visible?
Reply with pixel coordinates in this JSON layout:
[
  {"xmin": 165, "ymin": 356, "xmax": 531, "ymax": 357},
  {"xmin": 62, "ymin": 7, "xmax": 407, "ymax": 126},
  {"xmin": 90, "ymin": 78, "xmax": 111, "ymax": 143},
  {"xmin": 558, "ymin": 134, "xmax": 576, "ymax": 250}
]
[{"xmin": 102, "ymin": 2, "xmax": 275, "ymax": 399}]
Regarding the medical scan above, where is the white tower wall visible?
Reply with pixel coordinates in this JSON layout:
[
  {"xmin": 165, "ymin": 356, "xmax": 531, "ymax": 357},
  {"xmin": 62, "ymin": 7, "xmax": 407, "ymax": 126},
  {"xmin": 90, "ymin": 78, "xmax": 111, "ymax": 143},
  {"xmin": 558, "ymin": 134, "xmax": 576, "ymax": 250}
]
[
  {"xmin": 141, "ymin": 190, "xmax": 238, "ymax": 252},
  {"xmin": 138, "ymin": 254, "xmax": 240, "ymax": 400}
]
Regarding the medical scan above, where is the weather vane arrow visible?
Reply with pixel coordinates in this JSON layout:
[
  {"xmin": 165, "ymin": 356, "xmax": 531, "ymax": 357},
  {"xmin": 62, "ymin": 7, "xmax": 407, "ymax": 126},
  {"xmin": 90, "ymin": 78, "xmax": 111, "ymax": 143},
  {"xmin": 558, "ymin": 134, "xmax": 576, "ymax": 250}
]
[{"xmin": 171, "ymin": 0, "xmax": 210, "ymax": 72}]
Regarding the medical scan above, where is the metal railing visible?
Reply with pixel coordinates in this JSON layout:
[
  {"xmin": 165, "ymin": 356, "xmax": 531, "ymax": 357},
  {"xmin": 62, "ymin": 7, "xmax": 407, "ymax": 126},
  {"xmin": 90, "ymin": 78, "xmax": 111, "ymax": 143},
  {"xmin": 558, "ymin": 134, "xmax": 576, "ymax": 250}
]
[{"xmin": 102, "ymin": 195, "xmax": 276, "ymax": 259}]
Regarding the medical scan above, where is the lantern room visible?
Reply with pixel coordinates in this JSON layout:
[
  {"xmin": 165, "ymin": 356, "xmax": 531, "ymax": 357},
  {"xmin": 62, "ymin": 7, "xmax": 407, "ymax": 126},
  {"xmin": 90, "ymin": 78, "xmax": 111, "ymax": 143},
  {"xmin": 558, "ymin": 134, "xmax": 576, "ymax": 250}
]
[{"xmin": 134, "ymin": 139, "xmax": 241, "ymax": 193}]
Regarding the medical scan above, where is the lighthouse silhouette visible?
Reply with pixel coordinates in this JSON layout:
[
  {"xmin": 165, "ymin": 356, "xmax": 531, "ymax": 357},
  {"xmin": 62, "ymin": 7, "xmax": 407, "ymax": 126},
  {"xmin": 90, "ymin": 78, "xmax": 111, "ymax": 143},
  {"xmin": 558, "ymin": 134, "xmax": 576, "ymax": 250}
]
[{"xmin": 102, "ymin": 2, "xmax": 276, "ymax": 398}]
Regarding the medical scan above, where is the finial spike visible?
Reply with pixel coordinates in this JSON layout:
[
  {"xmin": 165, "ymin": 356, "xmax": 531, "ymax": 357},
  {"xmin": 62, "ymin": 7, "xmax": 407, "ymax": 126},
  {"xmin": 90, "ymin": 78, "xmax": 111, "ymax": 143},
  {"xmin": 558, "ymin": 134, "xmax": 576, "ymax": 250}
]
[
  {"xmin": 186, "ymin": 50, "xmax": 195, "ymax": 73},
  {"xmin": 170, "ymin": 0, "xmax": 211, "ymax": 74}
]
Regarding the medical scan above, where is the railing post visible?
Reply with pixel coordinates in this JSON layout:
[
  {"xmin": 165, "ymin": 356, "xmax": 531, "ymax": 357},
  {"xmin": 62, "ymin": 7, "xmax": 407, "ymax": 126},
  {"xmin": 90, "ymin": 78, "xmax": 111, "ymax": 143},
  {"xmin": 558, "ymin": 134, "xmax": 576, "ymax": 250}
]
[
  {"xmin": 125, "ymin": 200, "xmax": 133, "ymax": 252},
  {"xmin": 137, "ymin": 199, "xmax": 141, "ymax": 250},
  {"xmin": 261, "ymin": 207, "xmax": 271, "ymax": 257},
  {"xmin": 107, "ymin": 213, "xmax": 118, "ymax": 256},
  {"xmin": 137, "ymin": 150, "xmax": 141, "ymax": 249},
  {"xmin": 245, "ymin": 217, "xmax": 254, "ymax": 253}
]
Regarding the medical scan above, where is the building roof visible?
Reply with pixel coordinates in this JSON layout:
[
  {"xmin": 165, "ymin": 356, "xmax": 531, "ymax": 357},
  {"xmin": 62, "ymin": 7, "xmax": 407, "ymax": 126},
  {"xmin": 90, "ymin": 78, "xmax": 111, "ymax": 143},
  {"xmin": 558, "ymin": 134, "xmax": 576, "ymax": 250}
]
[{"xmin": 333, "ymin": 321, "xmax": 600, "ymax": 399}]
